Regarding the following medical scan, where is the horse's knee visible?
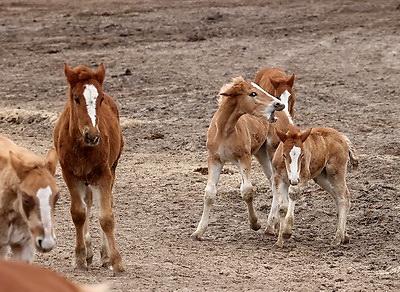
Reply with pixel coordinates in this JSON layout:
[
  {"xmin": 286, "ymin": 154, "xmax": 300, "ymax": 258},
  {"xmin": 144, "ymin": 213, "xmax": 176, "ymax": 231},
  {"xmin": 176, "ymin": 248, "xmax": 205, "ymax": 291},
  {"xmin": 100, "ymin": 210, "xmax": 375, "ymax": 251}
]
[
  {"xmin": 71, "ymin": 208, "xmax": 86, "ymax": 226},
  {"xmin": 241, "ymin": 184, "xmax": 254, "ymax": 202},
  {"xmin": 99, "ymin": 214, "xmax": 115, "ymax": 233},
  {"xmin": 279, "ymin": 205, "xmax": 288, "ymax": 218},
  {"xmin": 204, "ymin": 185, "xmax": 217, "ymax": 204}
]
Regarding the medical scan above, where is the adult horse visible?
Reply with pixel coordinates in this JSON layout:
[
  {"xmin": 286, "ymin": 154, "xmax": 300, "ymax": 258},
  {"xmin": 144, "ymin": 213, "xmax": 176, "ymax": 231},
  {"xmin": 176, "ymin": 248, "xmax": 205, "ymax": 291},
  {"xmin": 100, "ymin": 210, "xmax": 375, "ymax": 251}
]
[{"xmin": 53, "ymin": 63, "xmax": 124, "ymax": 275}]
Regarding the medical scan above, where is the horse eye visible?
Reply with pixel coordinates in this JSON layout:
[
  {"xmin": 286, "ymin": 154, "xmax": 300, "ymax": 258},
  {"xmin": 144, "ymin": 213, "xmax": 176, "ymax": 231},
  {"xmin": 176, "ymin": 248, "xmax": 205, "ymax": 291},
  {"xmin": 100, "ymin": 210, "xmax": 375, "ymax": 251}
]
[
  {"xmin": 74, "ymin": 98, "xmax": 80, "ymax": 104},
  {"xmin": 283, "ymin": 154, "xmax": 287, "ymax": 159},
  {"xmin": 100, "ymin": 97, "xmax": 105, "ymax": 105},
  {"xmin": 249, "ymin": 92, "xmax": 257, "ymax": 97}
]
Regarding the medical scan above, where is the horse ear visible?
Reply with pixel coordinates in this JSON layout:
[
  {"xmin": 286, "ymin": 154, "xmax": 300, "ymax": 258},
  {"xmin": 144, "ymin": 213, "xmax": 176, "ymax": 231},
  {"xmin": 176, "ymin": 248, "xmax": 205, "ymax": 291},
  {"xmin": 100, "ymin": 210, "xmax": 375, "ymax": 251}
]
[
  {"xmin": 275, "ymin": 128, "xmax": 288, "ymax": 142},
  {"xmin": 220, "ymin": 86, "xmax": 236, "ymax": 97},
  {"xmin": 9, "ymin": 151, "xmax": 32, "ymax": 181},
  {"xmin": 64, "ymin": 63, "xmax": 79, "ymax": 88},
  {"xmin": 287, "ymin": 74, "xmax": 295, "ymax": 88},
  {"xmin": 95, "ymin": 63, "xmax": 106, "ymax": 85},
  {"xmin": 269, "ymin": 77, "xmax": 280, "ymax": 89},
  {"xmin": 300, "ymin": 128, "xmax": 312, "ymax": 142},
  {"xmin": 45, "ymin": 148, "xmax": 58, "ymax": 176}
]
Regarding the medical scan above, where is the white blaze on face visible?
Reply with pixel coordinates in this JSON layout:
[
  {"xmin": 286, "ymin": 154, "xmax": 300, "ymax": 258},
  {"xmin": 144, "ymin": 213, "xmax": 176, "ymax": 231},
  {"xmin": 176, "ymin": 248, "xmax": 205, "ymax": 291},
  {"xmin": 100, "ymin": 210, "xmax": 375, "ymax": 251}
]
[
  {"xmin": 83, "ymin": 84, "xmax": 98, "ymax": 127},
  {"xmin": 280, "ymin": 90, "xmax": 293, "ymax": 124},
  {"xmin": 287, "ymin": 146, "xmax": 301, "ymax": 184},
  {"xmin": 37, "ymin": 186, "xmax": 55, "ymax": 249}
]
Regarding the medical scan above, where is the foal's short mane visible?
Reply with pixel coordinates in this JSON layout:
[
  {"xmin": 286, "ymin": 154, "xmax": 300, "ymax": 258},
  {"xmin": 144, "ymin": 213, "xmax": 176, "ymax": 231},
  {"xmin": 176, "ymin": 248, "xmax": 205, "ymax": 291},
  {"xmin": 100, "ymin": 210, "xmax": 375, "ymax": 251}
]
[
  {"xmin": 218, "ymin": 76, "xmax": 247, "ymax": 105},
  {"xmin": 73, "ymin": 65, "xmax": 97, "ymax": 82}
]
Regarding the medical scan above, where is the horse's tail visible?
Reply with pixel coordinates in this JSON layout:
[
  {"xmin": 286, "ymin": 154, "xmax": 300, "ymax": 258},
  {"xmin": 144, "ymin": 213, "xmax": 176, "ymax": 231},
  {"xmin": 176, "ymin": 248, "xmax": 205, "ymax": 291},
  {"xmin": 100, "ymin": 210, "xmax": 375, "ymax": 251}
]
[{"xmin": 343, "ymin": 135, "xmax": 359, "ymax": 169}]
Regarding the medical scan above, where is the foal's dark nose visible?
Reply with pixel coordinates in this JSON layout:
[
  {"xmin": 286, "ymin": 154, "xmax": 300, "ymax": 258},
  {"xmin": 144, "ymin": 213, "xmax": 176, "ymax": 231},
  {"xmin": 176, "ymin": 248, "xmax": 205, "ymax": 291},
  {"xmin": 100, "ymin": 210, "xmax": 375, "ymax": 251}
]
[{"xmin": 84, "ymin": 132, "xmax": 100, "ymax": 145}]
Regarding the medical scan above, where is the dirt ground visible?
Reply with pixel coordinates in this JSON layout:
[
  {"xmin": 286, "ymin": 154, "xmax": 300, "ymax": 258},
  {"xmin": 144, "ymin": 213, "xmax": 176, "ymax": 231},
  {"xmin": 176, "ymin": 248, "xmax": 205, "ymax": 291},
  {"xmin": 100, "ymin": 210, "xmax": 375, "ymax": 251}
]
[{"xmin": 0, "ymin": 0, "xmax": 399, "ymax": 291}]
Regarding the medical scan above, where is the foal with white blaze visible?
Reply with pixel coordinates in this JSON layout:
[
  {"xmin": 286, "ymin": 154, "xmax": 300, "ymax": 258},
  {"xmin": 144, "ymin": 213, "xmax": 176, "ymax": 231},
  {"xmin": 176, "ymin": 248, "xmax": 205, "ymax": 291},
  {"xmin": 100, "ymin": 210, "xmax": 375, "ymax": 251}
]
[
  {"xmin": 0, "ymin": 136, "xmax": 59, "ymax": 262},
  {"xmin": 53, "ymin": 63, "xmax": 124, "ymax": 275},
  {"xmin": 192, "ymin": 77, "xmax": 285, "ymax": 240},
  {"xmin": 272, "ymin": 125, "xmax": 358, "ymax": 247}
]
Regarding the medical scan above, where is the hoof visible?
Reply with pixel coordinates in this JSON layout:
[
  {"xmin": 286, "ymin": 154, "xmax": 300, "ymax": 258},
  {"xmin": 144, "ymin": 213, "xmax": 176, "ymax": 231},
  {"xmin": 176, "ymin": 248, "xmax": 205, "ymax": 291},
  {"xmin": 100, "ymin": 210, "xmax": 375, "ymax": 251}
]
[
  {"xmin": 86, "ymin": 256, "xmax": 93, "ymax": 266},
  {"xmin": 112, "ymin": 264, "xmax": 126, "ymax": 276},
  {"xmin": 282, "ymin": 232, "xmax": 292, "ymax": 240},
  {"xmin": 74, "ymin": 263, "xmax": 88, "ymax": 271},
  {"xmin": 101, "ymin": 261, "xmax": 111, "ymax": 268},
  {"xmin": 274, "ymin": 240, "xmax": 284, "ymax": 248},
  {"xmin": 251, "ymin": 221, "xmax": 261, "ymax": 231},
  {"xmin": 190, "ymin": 232, "xmax": 203, "ymax": 241}
]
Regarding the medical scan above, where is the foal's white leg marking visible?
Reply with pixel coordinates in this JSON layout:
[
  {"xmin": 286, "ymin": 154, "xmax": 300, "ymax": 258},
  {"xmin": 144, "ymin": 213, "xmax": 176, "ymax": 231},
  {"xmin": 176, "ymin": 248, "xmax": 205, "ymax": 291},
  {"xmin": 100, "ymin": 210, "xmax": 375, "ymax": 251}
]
[
  {"xmin": 280, "ymin": 90, "xmax": 294, "ymax": 124},
  {"xmin": 192, "ymin": 162, "xmax": 222, "ymax": 239},
  {"xmin": 89, "ymin": 185, "xmax": 108, "ymax": 258},
  {"xmin": 37, "ymin": 186, "xmax": 56, "ymax": 250},
  {"xmin": 288, "ymin": 146, "xmax": 301, "ymax": 185},
  {"xmin": 83, "ymin": 84, "xmax": 98, "ymax": 127}
]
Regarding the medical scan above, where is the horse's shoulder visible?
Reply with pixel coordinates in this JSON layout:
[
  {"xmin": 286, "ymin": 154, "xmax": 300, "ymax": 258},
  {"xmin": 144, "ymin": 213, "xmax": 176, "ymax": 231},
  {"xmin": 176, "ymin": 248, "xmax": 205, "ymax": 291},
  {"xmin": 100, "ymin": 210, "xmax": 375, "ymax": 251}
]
[{"xmin": 103, "ymin": 93, "xmax": 120, "ymax": 118}]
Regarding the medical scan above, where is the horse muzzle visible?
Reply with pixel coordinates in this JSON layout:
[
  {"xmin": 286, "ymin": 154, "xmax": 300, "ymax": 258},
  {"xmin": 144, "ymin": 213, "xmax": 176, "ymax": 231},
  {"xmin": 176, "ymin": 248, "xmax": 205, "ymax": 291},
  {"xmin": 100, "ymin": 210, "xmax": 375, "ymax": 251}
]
[
  {"xmin": 36, "ymin": 236, "xmax": 56, "ymax": 253},
  {"xmin": 84, "ymin": 133, "xmax": 100, "ymax": 146}
]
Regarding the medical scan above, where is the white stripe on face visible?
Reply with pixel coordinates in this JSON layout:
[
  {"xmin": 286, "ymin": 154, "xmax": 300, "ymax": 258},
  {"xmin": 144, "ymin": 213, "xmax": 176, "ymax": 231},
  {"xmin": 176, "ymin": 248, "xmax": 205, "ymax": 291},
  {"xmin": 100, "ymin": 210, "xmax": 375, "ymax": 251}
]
[
  {"xmin": 280, "ymin": 90, "xmax": 293, "ymax": 124},
  {"xmin": 288, "ymin": 146, "xmax": 301, "ymax": 183},
  {"xmin": 37, "ymin": 186, "xmax": 55, "ymax": 249},
  {"xmin": 83, "ymin": 84, "xmax": 98, "ymax": 127}
]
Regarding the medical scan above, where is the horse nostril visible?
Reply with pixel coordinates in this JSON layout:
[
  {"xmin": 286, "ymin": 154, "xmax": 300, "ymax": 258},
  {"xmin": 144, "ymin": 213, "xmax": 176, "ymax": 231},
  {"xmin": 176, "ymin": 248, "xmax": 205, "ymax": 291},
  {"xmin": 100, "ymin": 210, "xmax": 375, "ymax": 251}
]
[
  {"xmin": 37, "ymin": 239, "xmax": 43, "ymax": 248},
  {"xmin": 275, "ymin": 102, "xmax": 285, "ymax": 110}
]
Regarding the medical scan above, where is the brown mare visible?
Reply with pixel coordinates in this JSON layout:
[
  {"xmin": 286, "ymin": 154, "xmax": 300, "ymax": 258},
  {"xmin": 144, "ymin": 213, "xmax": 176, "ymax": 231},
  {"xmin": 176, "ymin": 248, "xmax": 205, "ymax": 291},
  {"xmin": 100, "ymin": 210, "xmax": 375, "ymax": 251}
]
[
  {"xmin": 254, "ymin": 67, "xmax": 296, "ymax": 118},
  {"xmin": 53, "ymin": 63, "xmax": 124, "ymax": 275},
  {"xmin": 252, "ymin": 68, "xmax": 297, "ymax": 235},
  {"xmin": 272, "ymin": 125, "xmax": 358, "ymax": 247},
  {"xmin": 191, "ymin": 77, "xmax": 285, "ymax": 239},
  {"xmin": 0, "ymin": 259, "xmax": 109, "ymax": 292},
  {"xmin": 0, "ymin": 136, "xmax": 59, "ymax": 263}
]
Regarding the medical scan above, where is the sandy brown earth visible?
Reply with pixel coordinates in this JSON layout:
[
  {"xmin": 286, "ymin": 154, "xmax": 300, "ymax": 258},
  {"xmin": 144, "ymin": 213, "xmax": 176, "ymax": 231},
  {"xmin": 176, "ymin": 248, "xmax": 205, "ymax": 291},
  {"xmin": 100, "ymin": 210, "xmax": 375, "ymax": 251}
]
[{"xmin": 0, "ymin": 0, "xmax": 399, "ymax": 291}]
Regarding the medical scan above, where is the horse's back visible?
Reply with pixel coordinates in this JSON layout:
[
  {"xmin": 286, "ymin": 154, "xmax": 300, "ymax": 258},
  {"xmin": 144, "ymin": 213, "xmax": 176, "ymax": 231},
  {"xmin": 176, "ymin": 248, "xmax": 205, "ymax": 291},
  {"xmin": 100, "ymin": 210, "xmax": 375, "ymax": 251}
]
[{"xmin": 308, "ymin": 127, "xmax": 350, "ymax": 161}]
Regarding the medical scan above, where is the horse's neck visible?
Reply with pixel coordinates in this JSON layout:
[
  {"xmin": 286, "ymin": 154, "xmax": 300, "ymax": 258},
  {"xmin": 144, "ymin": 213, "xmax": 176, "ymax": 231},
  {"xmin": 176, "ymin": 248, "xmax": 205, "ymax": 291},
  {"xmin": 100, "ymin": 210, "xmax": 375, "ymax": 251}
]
[{"xmin": 214, "ymin": 104, "xmax": 243, "ymax": 137}]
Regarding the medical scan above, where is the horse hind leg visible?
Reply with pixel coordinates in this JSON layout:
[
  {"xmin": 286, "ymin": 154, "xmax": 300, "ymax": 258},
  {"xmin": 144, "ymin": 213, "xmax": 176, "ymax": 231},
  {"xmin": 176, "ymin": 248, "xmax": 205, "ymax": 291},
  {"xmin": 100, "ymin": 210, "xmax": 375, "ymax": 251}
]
[
  {"xmin": 191, "ymin": 160, "xmax": 223, "ymax": 240},
  {"xmin": 314, "ymin": 168, "xmax": 350, "ymax": 246}
]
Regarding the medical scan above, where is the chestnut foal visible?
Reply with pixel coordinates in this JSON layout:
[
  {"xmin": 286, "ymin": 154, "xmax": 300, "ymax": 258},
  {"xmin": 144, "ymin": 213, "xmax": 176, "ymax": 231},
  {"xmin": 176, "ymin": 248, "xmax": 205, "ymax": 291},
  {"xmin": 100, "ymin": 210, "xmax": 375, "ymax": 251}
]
[
  {"xmin": 272, "ymin": 125, "xmax": 358, "ymax": 247},
  {"xmin": 53, "ymin": 63, "xmax": 124, "ymax": 275},
  {"xmin": 191, "ymin": 77, "xmax": 285, "ymax": 239},
  {"xmin": 254, "ymin": 67, "xmax": 296, "ymax": 118}
]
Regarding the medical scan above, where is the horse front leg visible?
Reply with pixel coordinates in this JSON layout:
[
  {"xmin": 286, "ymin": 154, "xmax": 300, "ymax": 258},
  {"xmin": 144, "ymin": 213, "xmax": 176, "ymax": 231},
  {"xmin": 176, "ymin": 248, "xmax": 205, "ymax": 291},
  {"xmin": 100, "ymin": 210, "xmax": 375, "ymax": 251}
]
[
  {"xmin": 276, "ymin": 184, "xmax": 298, "ymax": 247},
  {"xmin": 96, "ymin": 183, "xmax": 124, "ymax": 276},
  {"xmin": 191, "ymin": 158, "xmax": 223, "ymax": 240},
  {"xmin": 64, "ymin": 175, "xmax": 88, "ymax": 270},
  {"xmin": 238, "ymin": 158, "xmax": 261, "ymax": 231},
  {"xmin": 84, "ymin": 187, "xmax": 93, "ymax": 266}
]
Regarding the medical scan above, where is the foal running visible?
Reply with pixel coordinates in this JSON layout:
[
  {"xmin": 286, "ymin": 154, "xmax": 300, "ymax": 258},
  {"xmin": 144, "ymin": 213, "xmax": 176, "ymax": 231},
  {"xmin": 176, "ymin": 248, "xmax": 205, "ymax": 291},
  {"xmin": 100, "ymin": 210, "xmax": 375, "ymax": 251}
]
[
  {"xmin": 192, "ymin": 77, "xmax": 285, "ymax": 239},
  {"xmin": 53, "ymin": 63, "xmax": 124, "ymax": 275},
  {"xmin": 272, "ymin": 125, "xmax": 358, "ymax": 247}
]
